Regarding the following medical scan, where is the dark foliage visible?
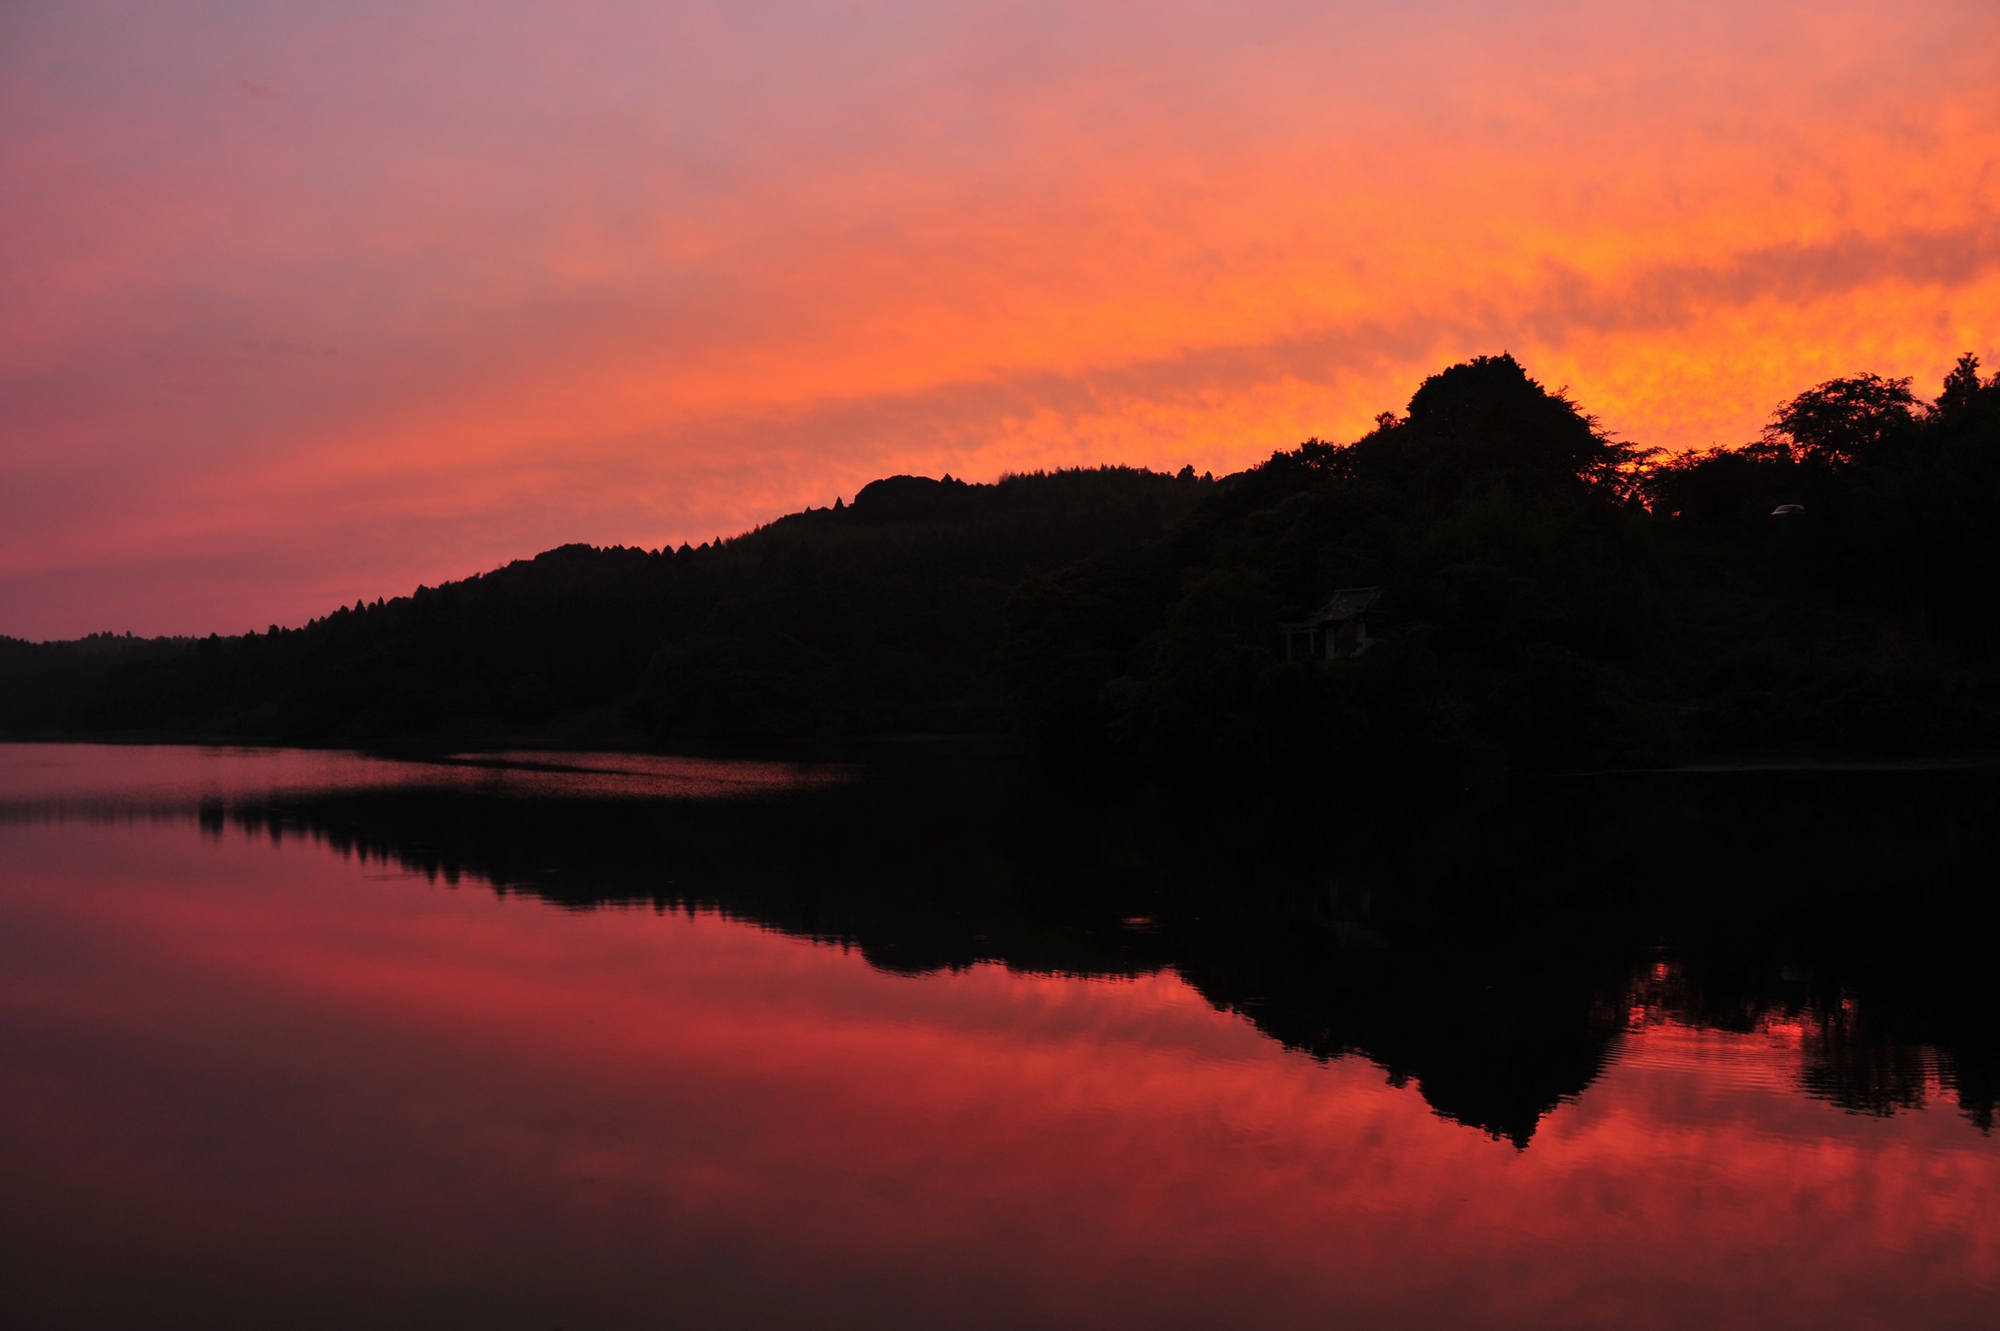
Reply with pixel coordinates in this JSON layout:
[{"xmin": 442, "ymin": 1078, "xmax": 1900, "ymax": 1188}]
[
  {"xmin": 0, "ymin": 466, "xmax": 1209, "ymax": 746},
  {"xmin": 1000, "ymin": 354, "xmax": 1666, "ymax": 776},
  {"xmin": 7, "ymin": 350, "xmax": 2000, "ymax": 774},
  {"xmin": 1636, "ymin": 354, "xmax": 2000, "ymax": 757},
  {"xmin": 1003, "ymin": 352, "xmax": 2000, "ymax": 776}
]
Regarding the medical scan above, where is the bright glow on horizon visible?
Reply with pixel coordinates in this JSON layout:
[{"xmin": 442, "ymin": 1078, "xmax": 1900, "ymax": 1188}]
[{"xmin": 3, "ymin": 0, "xmax": 1998, "ymax": 636}]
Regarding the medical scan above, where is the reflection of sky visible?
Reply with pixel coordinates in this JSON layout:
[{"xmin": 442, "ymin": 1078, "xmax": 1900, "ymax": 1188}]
[
  {"xmin": 0, "ymin": 742, "xmax": 843, "ymax": 820},
  {"xmin": 3, "ymin": 0, "xmax": 1999, "ymax": 637},
  {"xmin": 1, "ymin": 816, "xmax": 1994, "ymax": 1328}
]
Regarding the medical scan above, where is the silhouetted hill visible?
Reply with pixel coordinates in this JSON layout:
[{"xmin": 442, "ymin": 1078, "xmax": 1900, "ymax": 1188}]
[
  {"xmin": 6, "ymin": 351, "xmax": 2000, "ymax": 771},
  {"xmin": 0, "ymin": 466, "xmax": 1210, "ymax": 747},
  {"xmin": 1002, "ymin": 353, "xmax": 2000, "ymax": 775}
]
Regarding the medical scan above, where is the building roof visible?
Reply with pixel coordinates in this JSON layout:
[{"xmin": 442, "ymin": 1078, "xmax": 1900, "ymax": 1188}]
[
  {"xmin": 1278, "ymin": 587, "xmax": 1384, "ymax": 633},
  {"xmin": 1305, "ymin": 587, "xmax": 1381, "ymax": 624}
]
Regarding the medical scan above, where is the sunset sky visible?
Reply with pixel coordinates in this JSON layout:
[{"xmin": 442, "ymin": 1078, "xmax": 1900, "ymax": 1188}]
[{"xmin": 4, "ymin": 0, "xmax": 1998, "ymax": 638}]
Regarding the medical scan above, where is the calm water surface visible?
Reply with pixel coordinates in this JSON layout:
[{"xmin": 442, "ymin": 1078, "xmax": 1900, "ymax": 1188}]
[{"xmin": 0, "ymin": 744, "xmax": 1995, "ymax": 1329}]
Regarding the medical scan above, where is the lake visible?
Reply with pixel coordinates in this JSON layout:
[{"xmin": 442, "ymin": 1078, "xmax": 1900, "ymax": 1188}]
[{"xmin": 1, "ymin": 743, "xmax": 1996, "ymax": 1329}]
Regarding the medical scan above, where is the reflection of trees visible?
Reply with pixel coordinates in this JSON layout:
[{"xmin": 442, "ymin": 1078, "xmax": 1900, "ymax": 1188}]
[
  {"xmin": 1624, "ymin": 957, "xmax": 1979, "ymax": 1124},
  {"xmin": 1800, "ymin": 1016, "xmax": 1937, "ymax": 1119},
  {"xmin": 206, "ymin": 758, "xmax": 2000, "ymax": 1144},
  {"xmin": 1169, "ymin": 922, "xmax": 1630, "ymax": 1148}
]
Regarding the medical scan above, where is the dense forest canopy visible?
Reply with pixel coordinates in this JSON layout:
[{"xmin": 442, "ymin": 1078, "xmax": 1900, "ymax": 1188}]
[
  {"xmin": 1004, "ymin": 352, "xmax": 2000, "ymax": 775},
  {"xmin": 5, "ymin": 351, "xmax": 1998, "ymax": 776}
]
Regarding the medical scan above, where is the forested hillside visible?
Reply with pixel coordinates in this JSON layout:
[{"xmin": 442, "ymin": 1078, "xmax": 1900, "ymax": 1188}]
[
  {"xmin": 0, "ymin": 467, "xmax": 1209, "ymax": 746},
  {"xmin": 1002, "ymin": 353, "xmax": 2000, "ymax": 776},
  {"xmin": 6, "ymin": 351, "xmax": 1999, "ymax": 775}
]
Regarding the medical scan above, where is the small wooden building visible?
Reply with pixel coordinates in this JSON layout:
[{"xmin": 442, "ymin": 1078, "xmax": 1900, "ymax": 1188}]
[{"xmin": 1281, "ymin": 587, "xmax": 1382, "ymax": 661}]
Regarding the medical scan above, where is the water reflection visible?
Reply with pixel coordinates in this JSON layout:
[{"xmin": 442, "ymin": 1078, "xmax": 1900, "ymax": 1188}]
[
  {"xmin": 170, "ymin": 750, "xmax": 2000, "ymax": 1144},
  {"xmin": 0, "ymin": 741, "xmax": 842, "ymax": 822},
  {"xmin": 1, "ymin": 744, "xmax": 1996, "ymax": 1328}
]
